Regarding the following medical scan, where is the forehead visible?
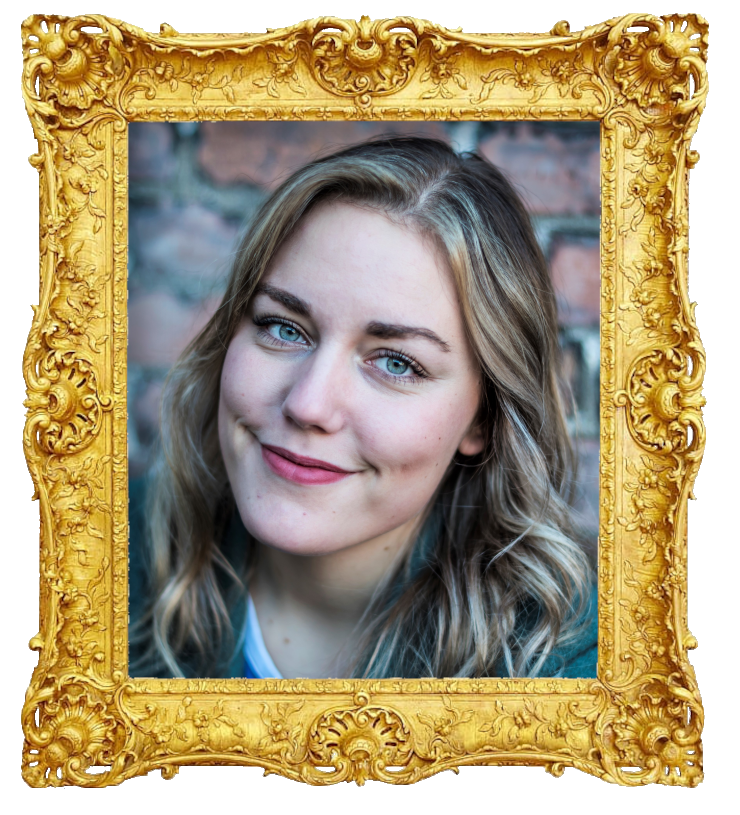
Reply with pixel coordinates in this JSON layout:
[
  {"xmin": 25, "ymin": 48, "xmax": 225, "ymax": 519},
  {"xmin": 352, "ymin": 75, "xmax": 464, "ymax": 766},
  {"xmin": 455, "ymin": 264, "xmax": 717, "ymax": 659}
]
[{"xmin": 262, "ymin": 202, "xmax": 462, "ymax": 329}]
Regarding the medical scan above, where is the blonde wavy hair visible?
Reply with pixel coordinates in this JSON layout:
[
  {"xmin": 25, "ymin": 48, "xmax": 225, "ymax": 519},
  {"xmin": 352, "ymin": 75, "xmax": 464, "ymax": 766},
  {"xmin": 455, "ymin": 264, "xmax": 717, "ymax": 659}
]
[{"xmin": 131, "ymin": 135, "xmax": 594, "ymax": 679}]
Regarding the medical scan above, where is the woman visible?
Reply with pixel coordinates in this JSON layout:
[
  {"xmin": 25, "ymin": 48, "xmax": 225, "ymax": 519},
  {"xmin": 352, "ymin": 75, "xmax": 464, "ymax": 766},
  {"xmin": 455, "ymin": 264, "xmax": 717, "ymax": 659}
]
[{"xmin": 129, "ymin": 135, "xmax": 597, "ymax": 680}]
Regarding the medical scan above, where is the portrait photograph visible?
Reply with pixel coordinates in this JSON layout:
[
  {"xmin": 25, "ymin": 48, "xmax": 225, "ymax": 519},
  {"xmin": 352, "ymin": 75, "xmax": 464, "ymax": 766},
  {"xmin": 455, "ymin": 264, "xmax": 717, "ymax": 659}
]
[
  {"xmin": 7, "ymin": 0, "xmax": 731, "ymax": 806},
  {"xmin": 126, "ymin": 119, "xmax": 602, "ymax": 681}
]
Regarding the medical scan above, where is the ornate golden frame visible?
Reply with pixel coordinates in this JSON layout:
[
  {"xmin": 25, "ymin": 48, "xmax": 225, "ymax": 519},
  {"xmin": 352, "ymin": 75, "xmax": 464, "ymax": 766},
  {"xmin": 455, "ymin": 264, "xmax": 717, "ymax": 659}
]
[{"xmin": 20, "ymin": 12, "xmax": 708, "ymax": 787}]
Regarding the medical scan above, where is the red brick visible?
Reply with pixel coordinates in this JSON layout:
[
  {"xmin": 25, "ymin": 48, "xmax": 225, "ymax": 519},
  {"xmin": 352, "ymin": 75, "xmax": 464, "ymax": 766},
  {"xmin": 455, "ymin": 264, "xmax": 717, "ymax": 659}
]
[
  {"xmin": 549, "ymin": 237, "xmax": 600, "ymax": 327},
  {"xmin": 129, "ymin": 123, "xmax": 176, "ymax": 182},
  {"xmin": 198, "ymin": 121, "xmax": 451, "ymax": 188},
  {"xmin": 479, "ymin": 124, "xmax": 600, "ymax": 216},
  {"xmin": 128, "ymin": 291, "xmax": 220, "ymax": 367}
]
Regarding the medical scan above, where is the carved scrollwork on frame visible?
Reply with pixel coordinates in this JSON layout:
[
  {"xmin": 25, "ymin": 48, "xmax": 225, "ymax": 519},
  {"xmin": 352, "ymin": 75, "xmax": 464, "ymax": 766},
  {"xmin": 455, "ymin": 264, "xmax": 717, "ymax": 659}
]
[
  {"xmin": 310, "ymin": 17, "xmax": 419, "ymax": 105},
  {"xmin": 25, "ymin": 351, "xmax": 108, "ymax": 455},
  {"xmin": 306, "ymin": 692, "xmax": 420, "ymax": 785},
  {"xmin": 22, "ymin": 16, "xmax": 129, "ymax": 119},
  {"xmin": 22, "ymin": 675, "xmax": 127, "ymax": 788},
  {"xmin": 618, "ymin": 348, "xmax": 705, "ymax": 456},
  {"xmin": 610, "ymin": 15, "xmax": 708, "ymax": 112},
  {"xmin": 20, "ymin": 13, "xmax": 707, "ymax": 788},
  {"xmin": 478, "ymin": 49, "xmax": 599, "ymax": 106},
  {"xmin": 599, "ymin": 680, "xmax": 703, "ymax": 786}
]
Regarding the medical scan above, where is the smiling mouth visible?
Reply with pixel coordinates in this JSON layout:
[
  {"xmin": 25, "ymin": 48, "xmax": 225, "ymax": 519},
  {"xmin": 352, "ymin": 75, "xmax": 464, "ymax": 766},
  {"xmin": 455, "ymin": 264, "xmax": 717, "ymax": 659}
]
[{"xmin": 260, "ymin": 444, "xmax": 355, "ymax": 485}]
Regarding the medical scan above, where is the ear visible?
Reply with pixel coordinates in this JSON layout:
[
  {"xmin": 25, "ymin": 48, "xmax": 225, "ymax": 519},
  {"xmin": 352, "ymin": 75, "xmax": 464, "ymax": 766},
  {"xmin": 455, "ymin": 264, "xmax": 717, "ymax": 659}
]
[{"xmin": 457, "ymin": 423, "xmax": 486, "ymax": 457}]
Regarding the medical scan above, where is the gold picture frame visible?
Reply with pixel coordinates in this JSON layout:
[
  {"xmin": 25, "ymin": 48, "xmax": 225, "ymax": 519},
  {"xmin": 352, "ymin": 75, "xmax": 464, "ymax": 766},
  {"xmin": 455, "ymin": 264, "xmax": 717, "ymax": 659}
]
[{"xmin": 20, "ymin": 12, "xmax": 707, "ymax": 787}]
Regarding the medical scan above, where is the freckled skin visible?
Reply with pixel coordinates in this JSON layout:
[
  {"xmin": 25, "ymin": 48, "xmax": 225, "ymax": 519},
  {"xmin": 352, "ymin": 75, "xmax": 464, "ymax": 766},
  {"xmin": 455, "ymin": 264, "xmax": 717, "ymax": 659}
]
[{"xmin": 217, "ymin": 203, "xmax": 485, "ymax": 677}]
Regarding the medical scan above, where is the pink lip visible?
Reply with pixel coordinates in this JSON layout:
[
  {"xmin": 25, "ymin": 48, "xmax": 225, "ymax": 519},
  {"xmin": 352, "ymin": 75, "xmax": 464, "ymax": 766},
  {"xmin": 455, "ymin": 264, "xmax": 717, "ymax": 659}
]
[{"xmin": 261, "ymin": 444, "xmax": 355, "ymax": 485}]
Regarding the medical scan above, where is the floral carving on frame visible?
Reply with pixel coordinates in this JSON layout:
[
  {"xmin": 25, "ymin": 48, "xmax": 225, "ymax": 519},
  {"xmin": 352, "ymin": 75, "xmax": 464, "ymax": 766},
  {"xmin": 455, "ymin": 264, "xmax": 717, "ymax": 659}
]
[{"xmin": 20, "ymin": 13, "xmax": 707, "ymax": 787}]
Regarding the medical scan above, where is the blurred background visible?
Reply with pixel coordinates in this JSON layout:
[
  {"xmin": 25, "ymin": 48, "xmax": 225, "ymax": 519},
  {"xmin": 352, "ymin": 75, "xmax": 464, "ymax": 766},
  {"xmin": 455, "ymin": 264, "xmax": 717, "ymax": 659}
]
[{"xmin": 127, "ymin": 120, "xmax": 601, "ymax": 542}]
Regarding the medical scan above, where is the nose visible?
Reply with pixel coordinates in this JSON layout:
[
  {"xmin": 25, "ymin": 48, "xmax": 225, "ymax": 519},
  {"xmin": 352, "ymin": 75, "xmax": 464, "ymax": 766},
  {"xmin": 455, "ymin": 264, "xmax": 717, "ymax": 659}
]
[{"xmin": 281, "ymin": 343, "xmax": 348, "ymax": 434}]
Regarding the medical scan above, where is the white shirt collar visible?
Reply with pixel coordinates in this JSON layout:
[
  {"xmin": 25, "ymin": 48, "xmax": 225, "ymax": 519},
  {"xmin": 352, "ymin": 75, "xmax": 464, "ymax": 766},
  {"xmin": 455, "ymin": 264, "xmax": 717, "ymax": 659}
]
[{"xmin": 244, "ymin": 594, "xmax": 283, "ymax": 679}]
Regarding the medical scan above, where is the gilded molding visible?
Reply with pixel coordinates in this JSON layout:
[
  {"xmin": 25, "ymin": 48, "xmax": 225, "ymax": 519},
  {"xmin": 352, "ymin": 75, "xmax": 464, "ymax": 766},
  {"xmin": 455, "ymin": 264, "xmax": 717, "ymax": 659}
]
[{"xmin": 20, "ymin": 13, "xmax": 707, "ymax": 787}]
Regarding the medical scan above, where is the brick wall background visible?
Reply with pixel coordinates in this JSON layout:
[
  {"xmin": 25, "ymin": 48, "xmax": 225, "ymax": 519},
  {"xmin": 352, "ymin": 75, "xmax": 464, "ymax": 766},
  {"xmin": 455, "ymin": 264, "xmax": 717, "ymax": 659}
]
[{"xmin": 128, "ymin": 121, "xmax": 601, "ymax": 542}]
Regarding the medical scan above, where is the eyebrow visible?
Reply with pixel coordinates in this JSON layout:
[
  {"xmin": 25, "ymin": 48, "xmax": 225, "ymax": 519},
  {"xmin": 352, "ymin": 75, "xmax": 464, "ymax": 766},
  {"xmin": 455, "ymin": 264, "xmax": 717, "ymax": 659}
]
[
  {"xmin": 254, "ymin": 283, "xmax": 312, "ymax": 317},
  {"xmin": 365, "ymin": 321, "xmax": 451, "ymax": 353},
  {"xmin": 254, "ymin": 284, "xmax": 451, "ymax": 353}
]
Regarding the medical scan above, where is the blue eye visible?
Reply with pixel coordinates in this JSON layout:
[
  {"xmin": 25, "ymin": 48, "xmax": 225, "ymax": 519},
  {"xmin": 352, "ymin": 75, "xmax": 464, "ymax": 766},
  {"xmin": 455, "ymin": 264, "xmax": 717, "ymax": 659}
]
[
  {"xmin": 253, "ymin": 314, "xmax": 308, "ymax": 347},
  {"xmin": 384, "ymin": 357, "xmax": 410, "ymax": 376},
  {"xmin": 277, "ymin": 324, "xmax": 301, "ymax": 342},
  {"xmin": 370, "ymin": 351, "xmax": 428, "ymax": 384}
]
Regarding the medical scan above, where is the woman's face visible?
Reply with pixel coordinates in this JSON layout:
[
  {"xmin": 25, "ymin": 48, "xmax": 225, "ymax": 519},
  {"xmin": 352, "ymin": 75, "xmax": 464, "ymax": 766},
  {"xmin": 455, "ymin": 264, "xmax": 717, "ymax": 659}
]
[{"xmin": 218, "ymin": 202, "xmax": 484, "ymax": 557}]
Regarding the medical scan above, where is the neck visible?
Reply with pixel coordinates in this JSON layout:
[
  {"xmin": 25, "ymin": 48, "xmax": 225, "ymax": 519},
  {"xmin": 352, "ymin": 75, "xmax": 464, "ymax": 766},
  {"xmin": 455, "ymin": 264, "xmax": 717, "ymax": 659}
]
[{"xmin": 250, "ymin": 515, "xmax": 423, "ymax": 678}]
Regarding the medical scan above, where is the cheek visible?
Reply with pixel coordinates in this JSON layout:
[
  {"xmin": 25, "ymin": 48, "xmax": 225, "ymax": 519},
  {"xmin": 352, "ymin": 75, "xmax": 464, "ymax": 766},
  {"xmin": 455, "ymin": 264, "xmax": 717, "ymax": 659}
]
[
  {"xmin": 361, "ymin": 398, "xmax": 467, "ymax": 483},
  {"xmin": 219, "ymin": 340, "xmax": 281, "ymax": 426}
]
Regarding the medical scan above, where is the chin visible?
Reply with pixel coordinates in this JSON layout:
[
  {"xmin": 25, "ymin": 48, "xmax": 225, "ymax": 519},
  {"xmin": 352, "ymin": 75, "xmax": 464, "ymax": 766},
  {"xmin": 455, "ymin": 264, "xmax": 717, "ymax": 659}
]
[{"xmin": 236, "ymin": 498, "xmax": 342, "ymax": 556}]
